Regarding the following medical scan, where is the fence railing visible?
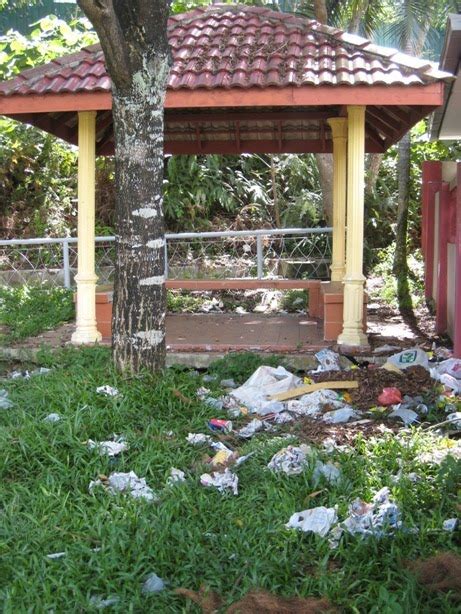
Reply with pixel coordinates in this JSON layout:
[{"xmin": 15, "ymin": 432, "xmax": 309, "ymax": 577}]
[{"xmin": 0, "ymin": 227, "xmax": 332, "ymax": 289}]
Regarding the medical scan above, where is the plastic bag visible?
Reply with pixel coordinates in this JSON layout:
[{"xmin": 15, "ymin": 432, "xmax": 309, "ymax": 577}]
[
  {"xmin": 286, "ymin": 506, "xmax": 338, "ymax": 536},
  {"xmin": 387, "ymin": 348, "xmax": 429, "ymax": 371},
  {"xmin": 378, "ymin": 387, "xmax": 402, "ymax": 406},
  {"xmin": 231, "ymin": 365, "xmax": 300, "ymax": 414}
]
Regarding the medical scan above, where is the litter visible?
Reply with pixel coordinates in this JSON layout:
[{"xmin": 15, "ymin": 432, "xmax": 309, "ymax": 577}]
[
  {"xmin": 230, "ymin": 365, "xmax": 301, "ymax": 414},
  {"xmin": 388, "ymin": 405, "xmax": 419, "ymax": 425},
  {"xmin": 200, "ymin": 468, "xmax": 239, "ymax": 495},
  {"xmin": 442, "ymin": 518, "xmax": 458, "ymax": 531},
  {"xmin": 210, "ymin": 443, "xmax": 234, "ymax": 466},
  {"xmin": 286, "ymin": 506, "xmax": 338, "ymax": 536},
  {"xmin": 341, "ymin": 487, "xmax": 401, "ymax": 537},
  {"xmin": 167, "ymin": 468, "xmax": 186, "ymax": 485},
  {"xmin": 445, "ymin": 412, "xmax": 461, "ymax": 429},
  {"xmin": 43, "ymin": 413, "xmax": 61, "ymax": 423},
  {"xmin": 89, "ymin": 471, "xmax": 157, "ymax": 502},
  {"xmin": 9, "ymin": 367, "xmax": 51, "ymax": 379},
  {"xmin": 270, "ymin": 380, "xmax": 358, "ymax": 402},
  {"xmin": 196, "ymin": 386, "xmax": 210, "ymax": 398},
  {"xmin": 237, "ymin": 419, "xmax": 264, "ymax": 438},
  {"xmin": 273, "ymin": 411, "xmax": 294, "ymax": 424},
  {"xmin": 314, "ymin": 349, "xmax": 342, "ymax": 372},
  {"xmin": 89, "ymin": 596, "xmax": 120, "ymax": 609},
  {"xmin": 378, "ymin": 387, "xmax": 402, "ymax": 406},
  {"xmin": 267, "ymin": 445, "xmax": 312, "ymax": 475},
  {"xmin": 312, "ymin": 461, "xmax": 341, "ymax": 484},
  {"xmin": 322, "ymin": 405, "xmax": 358, "ymax": 424},
  {"xmin": 287, "ymin": 389, "xmax": 343, "ymax": 416},
  {"xmin": 46, "ymin": 551, "xmax": 66, "ymax": 560},
  {"xmin": 208, "ymin": 418, "xmax": 232, "ymax": 433},
  {"xmin": 204, "ymin": 397, "xmax": 224, "ymax": 411},
  {"xmin": 235, "ymin": 451, "xmax": 255, "ymax": 466},
  {"xmin": 0, "ymin": 389, "xmax": 13, "ymax": 409},
  {"xmin": 186, "ymin": 433, "xmax": 212, "ymax": 445},
  {"xmin": 202, "ymin": 374, "xmax": 217, "ymax": 383},
  {"xmin": 439, "ymin": 374, "xmax": 461, "ymax": 394},
  {"xmin": 142, "ymin": 572, "xmax": 165, "ymax": 594},
  {"xmin": 87, "ymin": 436, "xmax": 127, "ymax": 457},
  {"xmin": 386, "ymin": 348, "xmax": 429, "ymax": 371},
  {"xmin": 96, "ymin": 385, "xmax": 120, "ymax": 397},
  {"xmin": 433, "ymin": 358, "xmax": 461, "ymax": 380},
  {"xmin": 220, "ymin": 378, "xmax": 237, "ymax": 389},
  {"xmin": 373, "ymin": 344, "xmax": 401, "ymax": 354},
  {"xmin": 417, "ymin": 442, "xmax": 461, "ymax": 464}
]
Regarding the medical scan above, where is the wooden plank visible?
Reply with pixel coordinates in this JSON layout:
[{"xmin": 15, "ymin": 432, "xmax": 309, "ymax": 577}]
[{"xmin": 269, "ymin": 379, "xmax": 359, "ymax": 401}]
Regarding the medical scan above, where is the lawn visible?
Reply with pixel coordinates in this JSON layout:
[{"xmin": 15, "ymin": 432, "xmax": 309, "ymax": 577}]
[{"xmin": 0, "ymin": 347, "xmax": 460, "ymax": 612}]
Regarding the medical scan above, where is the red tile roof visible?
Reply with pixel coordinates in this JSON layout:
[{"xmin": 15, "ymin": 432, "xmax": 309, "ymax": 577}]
[{"xmin": 0, "ymin": 4, "xmax": 451, "ymax": 98}]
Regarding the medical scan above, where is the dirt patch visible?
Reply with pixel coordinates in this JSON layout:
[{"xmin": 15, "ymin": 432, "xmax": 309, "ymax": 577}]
[
  {"xmin": 312, "ymin": 365, "xmax": 437, "ymax": 410},
  {"xmin": 175, "ymin": 587, "xmax": 335, "ymax": 613},
  {"xmin": 286, "ymin": 416, "xmax": 398, "ymax": 446},
  {"xmin": 409, "ymin": 552, "xmax": 461, "ymax": 597}
]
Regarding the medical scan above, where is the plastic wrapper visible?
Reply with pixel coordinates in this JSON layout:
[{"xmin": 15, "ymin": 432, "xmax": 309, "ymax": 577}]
[
  {"xmin": 442, "ymin": 518, "xmax": 459, "ymax": 531},
  {"xmin": 267, "ymin": 445, "xmax": 312, "ymax": 475},
  {"xmin": 434, "ymin": 358, "xmax": 461, "ymax": 380},
  {"xmin": 89, "ymin": 471, "xmax": 157, "ymax": 502},
  {"xmin": 287, "ymin": 389, "xmax": 342, "ymax": 417},
  {"xmin": 0, "ymin": 389, "xmax": 13, "ymax": 409},
  {"xmin": 387, "ymin": 348, "xmax": 429, "ymax": 371},
  {"xmin": 231, "ymin": 365, "xmax": 301, "ymax": 414},
  {"xmin": 142, "ymin": 572, "xmax": 165, "ymax": 594},
  {"xmin": 378, "ymin": 387, "xmax": 402, "ymax": 406},
  {"xmin": 439, "ymin": 373, "xmax": 461, "ymax": 394},
  {"xmin": 446, "ymin": 412, "xmax": 461, "ymax": 429},
  {"xmin": 237, "ymin": 419, "xmax": 264, "ymax": 438},
  {"xmin": 286, "ymin": 506, "xmax": 338, "ymax": 536},
  {"xmin": 388, "ymin": 405, "xmax": 419, "ymax": 425},
  {"xmin": 312, "ymin": 461, "xmax": 341, "ymax": 484},
  {"xmin": 322, "ymin": 405, "xmax": 358, "ymax": 424},
  {"xmin": 200, "ymin": 468, "xmax": 238, "ymax": 495},
  {"xmin": 43, "ymin": 413, "xmax": 61, "ymax": 423}
]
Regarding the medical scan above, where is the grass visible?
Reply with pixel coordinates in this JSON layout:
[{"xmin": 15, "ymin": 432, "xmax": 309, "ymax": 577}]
[
  {"xmin": 0, "ymin": 347, "xmax": 460, "ymax": 612},
  {"xmin": 0, "ymin": 284, "xmax": 74, "ymax": 341}
]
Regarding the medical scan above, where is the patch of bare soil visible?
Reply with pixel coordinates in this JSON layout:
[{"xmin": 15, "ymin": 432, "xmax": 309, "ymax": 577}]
[
  {"xmin": 175, "ymin": 587, "xmax": 336, "ymax": 613},
  {"xmin": 8, "ymin": 322, "xmax": 75, "ymax": 349},
  {"xmin": 312, "ymin": 365, "xmax": 437, "ymax": 410},
  {"xmin": 288, "ymin": 416, "xmax": 399, "ymax": 447},
  {"xmin": 408, "ymin": 553, "xmax": 461, "ymax": 597}
]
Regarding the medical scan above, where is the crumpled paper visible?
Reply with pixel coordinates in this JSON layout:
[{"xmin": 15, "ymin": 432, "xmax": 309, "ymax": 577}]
[
  {"xmin": 286, "ymin": 506, "xmax": 338, "ymax": 536},
  {"xmin": 314, "ymin": 349, "xmax": 342, "ymax": 372},
  {"xmin": 142, "ymin": 572, "xmax": 165, "ymax": 594},
  {"xmin": 287, "ymin": 389, "xmax": 343, "ymax": 417},
  {"xmin": 200, "ymin": 468, "xmax": 238, "ymax": 495},
  {"xmin": 0, "ymin": 389, "xmax": 13, "ymax": 409},
  {"xmin": 237, "ymin": 418, "xmax": 265, "ymax": 438},
  {"xmin": 267, "ymin": 445, "xmax": 313, "ymax": 475},
  {"xmin": 312, "ymin": 461, "xmax": 341, "ymax": 484},
  {"xmin": 87, "ymin": 436, "xmax": 128, "ymax": 457},
  {"xmin": 167, "ymin": 468, "xmax": 186, "ymax": 485},
  {"xmin": 186, "ymin": 433, "xmax": 212, "ymax": 445},
  {"xmin": 89, "ymin": 471, "xmax": 157, "ymax": 502},
  {"xmin": 96, "ymin": 385, "xmax": 120, "ymax": 397},
  {"xmin": 341, "ymin": 487, "xmax": 401, "ymax": 537},
  {"xmin": 43, "ymin": 413, "xmax": 61, "ymax": 423}
]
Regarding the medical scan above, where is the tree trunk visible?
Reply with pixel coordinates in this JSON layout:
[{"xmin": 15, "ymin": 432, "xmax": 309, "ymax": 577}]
[
  {"xmin": 77, "ymin": 0, "xmax": 171, "ymax": 373},
  {"xmin": 269, "ymin": 155, "xmax": 281, "ymax": 228},
  {"xmin": 365, "ymin": 153, "xmax": 384, "ymax": 196},
  {"xmin": 392, "ymin": 130, "xmax": 412, "ymax": 313},
  {"xmin": 316, "ymin": 153, "xmax": 334, "ymax": 223},
  {"xmin": 111, "ymin": 75, "xmax": 168, "ymax": 372}
]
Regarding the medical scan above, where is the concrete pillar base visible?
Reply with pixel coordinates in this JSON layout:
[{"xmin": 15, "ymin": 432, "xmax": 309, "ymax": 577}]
[{"xmin": 72, "ymin": 273, "xmax": 102, "ymax": 345}]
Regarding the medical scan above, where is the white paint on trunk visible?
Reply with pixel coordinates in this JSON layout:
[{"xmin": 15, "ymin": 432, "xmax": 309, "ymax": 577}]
[
  {"xmin": 132, "ymin": 207, "xmax": 158, "ymax": 219},
  {"xmin": 134, "ymin": 329, "xmax": 165, "ymax": 345},
  {"xmin": 146, "ymin": 238, "xmax": 165, "ymax": 249},
  {"xmin": 139, "ymin": 275, "xmax": 165, "ymax": 286}
]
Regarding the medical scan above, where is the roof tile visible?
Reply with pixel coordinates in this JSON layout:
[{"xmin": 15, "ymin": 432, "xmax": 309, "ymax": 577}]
[{"xmin": 0, "ymin": 3, "xmax": 452, "ymax": 98}]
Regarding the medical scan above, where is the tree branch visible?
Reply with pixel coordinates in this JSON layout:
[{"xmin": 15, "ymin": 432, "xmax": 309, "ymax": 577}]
[{"xmin": 77, "ymin": 0, "xmax": 132, "ymax": 91}]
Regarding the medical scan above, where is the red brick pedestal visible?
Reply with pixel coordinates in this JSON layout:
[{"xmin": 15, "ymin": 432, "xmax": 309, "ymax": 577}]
[
  {"xmin": 95, "ymin": 287, "xmax": 113, "ymax": 341},
  {"xmin": 321, "ymin": 281, "xmax": 367, "ymax": 341}
]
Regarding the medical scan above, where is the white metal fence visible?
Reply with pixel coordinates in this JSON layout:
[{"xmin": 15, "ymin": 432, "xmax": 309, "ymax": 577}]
[{"xmin": 0, "ymin": 227, "xmax": 332, "ymax": 288}]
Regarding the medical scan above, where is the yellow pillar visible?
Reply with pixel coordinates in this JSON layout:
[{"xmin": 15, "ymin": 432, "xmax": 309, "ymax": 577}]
[
  {"xmin": 327, "ymin": 118, "xmax": 347, "ymax": 282},
  {"xmin": 337, "ymin": 106, "xmax": 368, "ymax": 347},
  {"xmin": 71, "ymin": 111, "xmax": 102, "ymax": 344}
]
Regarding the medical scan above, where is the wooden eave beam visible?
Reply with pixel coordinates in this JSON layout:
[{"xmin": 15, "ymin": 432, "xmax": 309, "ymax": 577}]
[{"xmin": 0, "ymin": 82, "xmax": 444, "ymax": 115}]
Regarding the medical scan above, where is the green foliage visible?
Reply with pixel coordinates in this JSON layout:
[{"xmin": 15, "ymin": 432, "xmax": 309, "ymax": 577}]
[
  {"xmin": 371, "ymin": 245, "xmax": 425, "ymax": 309},
  {"xmin": 207, "ymin": 351, "xmax": 286, "ymax": 383},
  {"xmin": 0, "ymin": 284, "xmax": 75, "ymax": 340},
  {"xmin": 166, "ymin": 290, "xmax": 204, "ymax": 313},
  {"xmin": 280, "ymin": 289, "xmax": 309, "ymax": 312}
]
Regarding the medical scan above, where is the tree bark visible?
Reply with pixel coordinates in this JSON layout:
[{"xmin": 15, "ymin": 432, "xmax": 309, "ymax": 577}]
[
  {"xmin": 316, "ymin": 153, "xmax": 334, "ymax": 223},
  {"xmin": 365, "ymin": 153, "xmax": 384, "ymax": 197},
  {"xmin": 78, "ymin": 0, "xmax": 171, "ymax": 372},
  {"xmin": 392, "ymin": 130, "xmax": 412, "ymax": 313}
]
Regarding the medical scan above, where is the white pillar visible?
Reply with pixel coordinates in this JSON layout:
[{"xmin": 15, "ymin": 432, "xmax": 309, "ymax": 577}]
[
  {"xmin": 338, "ymin": 106, "xmax": 368, "ymax": 347},
  {"xmin": 327, "ymin": 118, "xmax": 347, "ymax": 282},
  {"xmin": 71, "ymin": 111, "xmax": 102, "ymax": 344}
]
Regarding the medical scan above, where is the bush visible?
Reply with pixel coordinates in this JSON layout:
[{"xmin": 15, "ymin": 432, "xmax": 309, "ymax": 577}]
[{"xmin": 0, "ymin": 284, "xmax": 75, "ymax": 340}]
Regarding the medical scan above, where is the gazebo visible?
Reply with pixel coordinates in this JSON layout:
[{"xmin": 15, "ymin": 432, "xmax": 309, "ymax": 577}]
[{"xmin": 0, "ymin": 4, "xmax": 452, "ymax": 348}]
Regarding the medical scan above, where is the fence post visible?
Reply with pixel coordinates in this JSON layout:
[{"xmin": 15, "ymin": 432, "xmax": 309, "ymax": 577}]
[
  {"xmin": 256, "ymin": 235, "xmax": 263, "ymax": 279},
  {"xmin": 164, "ymin": 240, "xmax": 169, "ymax": 279},
  {"xmin": 62, "ymin": 239, "xmax": 71, "ymax": 288}
]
